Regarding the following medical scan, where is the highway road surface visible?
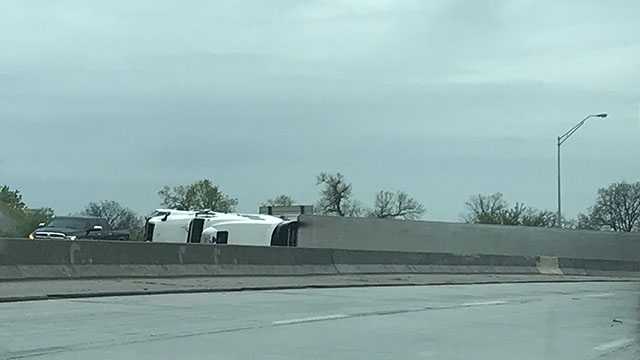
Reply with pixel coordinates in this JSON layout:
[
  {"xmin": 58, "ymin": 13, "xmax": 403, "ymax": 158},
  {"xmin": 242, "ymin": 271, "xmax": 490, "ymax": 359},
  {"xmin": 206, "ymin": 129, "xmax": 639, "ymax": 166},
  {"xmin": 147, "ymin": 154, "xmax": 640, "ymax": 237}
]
[{"xmin": 1, "ymin": 281, "xmax": 639, "ymax": 359}]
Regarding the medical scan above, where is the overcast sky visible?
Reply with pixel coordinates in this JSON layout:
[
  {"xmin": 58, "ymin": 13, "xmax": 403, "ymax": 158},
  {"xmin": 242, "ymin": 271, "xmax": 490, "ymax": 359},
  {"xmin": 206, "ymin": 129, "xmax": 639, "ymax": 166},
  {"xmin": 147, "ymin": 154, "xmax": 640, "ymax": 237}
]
[{"xmin": 1, "ymin": 0, "xmax": 639, "ymax": 221}]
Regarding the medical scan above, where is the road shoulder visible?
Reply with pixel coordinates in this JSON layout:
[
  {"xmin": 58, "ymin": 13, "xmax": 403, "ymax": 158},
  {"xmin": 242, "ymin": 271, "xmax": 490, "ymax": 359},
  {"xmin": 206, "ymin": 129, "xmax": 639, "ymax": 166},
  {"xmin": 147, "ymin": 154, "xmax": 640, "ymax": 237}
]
[{"xmin": 1, "ymin": 274, "xmax": 637, "ymax": 303}]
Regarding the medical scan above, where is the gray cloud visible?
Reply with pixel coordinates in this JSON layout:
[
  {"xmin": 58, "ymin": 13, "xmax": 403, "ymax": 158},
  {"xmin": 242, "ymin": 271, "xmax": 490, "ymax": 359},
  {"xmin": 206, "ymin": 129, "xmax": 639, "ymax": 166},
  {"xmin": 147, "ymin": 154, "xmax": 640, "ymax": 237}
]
[{"xmin": 1, "ymin": 0, "xmax": 638, "ymax": 220}]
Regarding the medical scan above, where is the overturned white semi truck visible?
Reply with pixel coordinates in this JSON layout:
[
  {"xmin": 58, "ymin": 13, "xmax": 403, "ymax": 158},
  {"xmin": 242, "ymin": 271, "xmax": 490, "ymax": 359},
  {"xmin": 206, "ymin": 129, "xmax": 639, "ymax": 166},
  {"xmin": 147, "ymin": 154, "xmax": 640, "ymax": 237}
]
[{"xmin": 143, "ymin": 209, "xmax": 298, "ymax": 247}]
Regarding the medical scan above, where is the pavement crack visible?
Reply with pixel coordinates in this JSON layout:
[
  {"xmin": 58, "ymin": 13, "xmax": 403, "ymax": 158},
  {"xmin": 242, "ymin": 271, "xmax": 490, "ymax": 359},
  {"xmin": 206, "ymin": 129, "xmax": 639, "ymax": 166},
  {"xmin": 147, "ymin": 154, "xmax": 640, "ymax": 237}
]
[{"xmin": 1, "ymin": 326, "xmax": 260, "ymax": 359}]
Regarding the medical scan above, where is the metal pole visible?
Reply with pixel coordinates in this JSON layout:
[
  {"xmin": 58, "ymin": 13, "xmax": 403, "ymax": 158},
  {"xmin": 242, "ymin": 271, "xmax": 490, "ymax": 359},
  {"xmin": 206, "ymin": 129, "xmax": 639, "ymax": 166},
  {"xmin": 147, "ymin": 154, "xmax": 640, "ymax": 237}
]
[
  {"xmin": 556, "ymin": 137, "xmax": 562, "ymax": 228},
  {"xmin": 555, "ymin": 113, "xmax": 607, "ymax": 228}
]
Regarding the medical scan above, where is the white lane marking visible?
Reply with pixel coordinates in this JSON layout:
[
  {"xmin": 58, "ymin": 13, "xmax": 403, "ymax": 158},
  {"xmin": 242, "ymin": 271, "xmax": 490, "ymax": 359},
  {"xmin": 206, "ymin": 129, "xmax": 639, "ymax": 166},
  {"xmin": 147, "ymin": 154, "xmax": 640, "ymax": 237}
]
[
  {"xmin": 593, "ymin": 338, "xmax": 634, "ymax": 352},
  {"xmin": 583, "ymin": 292, "xmax": 615, "ymax": 298},
  {"xmin": 459, "ymin": 300, "xmax": 508, "ymax": 307},
  {"xmin": 272, "ymin": 314, "xmax": 349, "ymax": 326}
]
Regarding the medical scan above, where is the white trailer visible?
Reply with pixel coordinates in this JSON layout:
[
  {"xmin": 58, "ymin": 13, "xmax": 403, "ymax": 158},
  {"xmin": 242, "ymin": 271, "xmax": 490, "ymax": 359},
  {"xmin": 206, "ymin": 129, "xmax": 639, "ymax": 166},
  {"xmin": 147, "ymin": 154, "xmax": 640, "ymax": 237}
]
[{"xmin": 143, "ymin": 209, "xmax": 298, "ymax": 247}]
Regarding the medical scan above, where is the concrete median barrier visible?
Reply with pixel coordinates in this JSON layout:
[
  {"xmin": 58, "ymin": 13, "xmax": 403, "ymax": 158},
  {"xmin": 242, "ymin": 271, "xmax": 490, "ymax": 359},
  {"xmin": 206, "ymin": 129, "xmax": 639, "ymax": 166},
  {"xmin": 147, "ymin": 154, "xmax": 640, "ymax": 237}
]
[
  {"xmin": 298, "ymin": 216, "xmax": 640, "ymax": 261},
  {"xmin": 331, "ymin": 249, "xmax": 539, "ymax": 275},
  {"xmin": 558, "ymin": 257, "xmax": 640, "ymax": 277},
  {"xmin": 1, "ymin": 238, "xmax": 638, "ymax": 281},
  {"xmin": 536, "ymin": 256, "xmax": 563, "ymax": 275},
  {"xmin": 0, "ymin": 238, "xmax": 338, "ymax": 279}
]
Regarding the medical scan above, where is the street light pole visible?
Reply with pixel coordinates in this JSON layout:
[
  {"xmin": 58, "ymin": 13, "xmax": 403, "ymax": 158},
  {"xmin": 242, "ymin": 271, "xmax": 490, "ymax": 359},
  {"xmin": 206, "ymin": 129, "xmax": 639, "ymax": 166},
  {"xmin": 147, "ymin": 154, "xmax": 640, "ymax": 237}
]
[
  {"xmin": 556, "ymin": 113, "xmax": 608, "ymax": 227},
  {"xmin": 557, "ymin": 137, "xmax": 561, "ymax": 227}
]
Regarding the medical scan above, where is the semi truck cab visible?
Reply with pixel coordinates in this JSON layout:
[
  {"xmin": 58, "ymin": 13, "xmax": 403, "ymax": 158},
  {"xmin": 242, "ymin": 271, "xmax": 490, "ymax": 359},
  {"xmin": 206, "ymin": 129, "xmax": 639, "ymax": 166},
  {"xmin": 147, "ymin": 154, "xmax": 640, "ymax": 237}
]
[{"xmin": 144, "ymin": 209, "xmax": 297, "ymax": 247}]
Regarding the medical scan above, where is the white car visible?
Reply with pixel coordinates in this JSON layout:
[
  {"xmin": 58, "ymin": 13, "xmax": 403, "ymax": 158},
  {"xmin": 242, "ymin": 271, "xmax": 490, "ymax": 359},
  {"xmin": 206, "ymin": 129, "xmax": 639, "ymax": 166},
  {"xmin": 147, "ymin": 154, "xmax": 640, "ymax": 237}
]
[{"xmin": 144, "ymin": 209, "xmax": 298, "ymax": 247}]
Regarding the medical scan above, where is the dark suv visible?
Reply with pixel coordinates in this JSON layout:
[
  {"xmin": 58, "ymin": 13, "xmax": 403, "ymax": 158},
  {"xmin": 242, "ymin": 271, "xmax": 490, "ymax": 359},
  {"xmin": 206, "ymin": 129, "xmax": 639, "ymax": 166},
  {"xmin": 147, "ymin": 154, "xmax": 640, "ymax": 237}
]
[{"xmin": 29, "ymin": 216, "xmax": 129, "ymax": 241}]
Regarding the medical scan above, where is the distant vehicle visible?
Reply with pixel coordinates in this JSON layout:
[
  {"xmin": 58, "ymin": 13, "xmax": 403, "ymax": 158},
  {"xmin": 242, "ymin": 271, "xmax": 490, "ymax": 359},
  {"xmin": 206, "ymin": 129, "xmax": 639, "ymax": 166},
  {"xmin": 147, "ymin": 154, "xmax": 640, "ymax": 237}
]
[
  {"xmin": 29, "ymin": 216, "xmax": 129, "ymax": 241},
  {"xmin": 144, "ymin": 209, "xmax": 298, "ymax": 247}
]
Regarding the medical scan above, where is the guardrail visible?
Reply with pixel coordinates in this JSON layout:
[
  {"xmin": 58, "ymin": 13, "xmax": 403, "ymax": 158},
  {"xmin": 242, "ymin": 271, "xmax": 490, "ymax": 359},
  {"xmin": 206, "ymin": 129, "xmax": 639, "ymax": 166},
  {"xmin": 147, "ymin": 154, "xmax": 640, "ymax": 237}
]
[{"xmin": 1, "ymin": 238, "xmax": 638, "ymax": 280}]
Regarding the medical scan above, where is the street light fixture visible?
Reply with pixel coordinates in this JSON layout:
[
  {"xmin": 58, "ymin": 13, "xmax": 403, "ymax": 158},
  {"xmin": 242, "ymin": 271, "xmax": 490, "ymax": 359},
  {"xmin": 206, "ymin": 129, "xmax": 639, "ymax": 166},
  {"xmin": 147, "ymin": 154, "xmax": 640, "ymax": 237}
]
[{"xmin": 556, "ymin": 113, "xmax": 608, "ymax": 227}]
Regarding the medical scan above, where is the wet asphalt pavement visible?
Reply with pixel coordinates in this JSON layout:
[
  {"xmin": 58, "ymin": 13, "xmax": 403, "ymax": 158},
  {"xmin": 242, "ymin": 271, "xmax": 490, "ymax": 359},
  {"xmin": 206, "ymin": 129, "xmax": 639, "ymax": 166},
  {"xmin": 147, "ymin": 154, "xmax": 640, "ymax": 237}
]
[{"xmin": 1, "ymin": 281, "xmax": 639, "ymax": 359}]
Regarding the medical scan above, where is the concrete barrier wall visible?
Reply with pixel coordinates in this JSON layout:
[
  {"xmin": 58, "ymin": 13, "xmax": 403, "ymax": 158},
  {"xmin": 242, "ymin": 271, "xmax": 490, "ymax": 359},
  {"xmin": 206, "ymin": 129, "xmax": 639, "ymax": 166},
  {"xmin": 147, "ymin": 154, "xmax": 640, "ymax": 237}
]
[
  {"xmin": 297, "ymin": 216, "xmax": 640, "ymax": 261},
  {"xmin": 0, "ymin": 238, "xmax": 334, "ymax": 265},
  {"xmin": 0, "ymin": 238, "xmax": 338, "ymax": 279},
  {"xmin": 0, "ymin": 238, "xmax": 638, "ymax": 280}
]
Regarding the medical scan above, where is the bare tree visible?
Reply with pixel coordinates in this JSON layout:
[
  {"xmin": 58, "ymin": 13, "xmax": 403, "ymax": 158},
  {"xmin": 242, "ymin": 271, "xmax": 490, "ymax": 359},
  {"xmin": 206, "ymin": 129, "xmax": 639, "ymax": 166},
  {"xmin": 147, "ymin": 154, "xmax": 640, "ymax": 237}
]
[
  {"xmin": 81, "ymin": 200, "xmax": 142, "ymax": 230},
  {"xmin": 520, "ymin": 208, "xmax": 556, "ymax": 228},
  {"xmin": 576, "ymin": 213, "xmax": 600, "ymax": 231},
  {"xmin": 316, "ymin": 172, "xmax": 425, "ymax": 219},
  {"xmin": 497, "ymin": 202, "xmax": 527, "ymax": 225},
  {"xmin": 464, "ymin": 193, "xmax": 555, "ymax": 227},
  {"xmin": 371, "ymin": 190, "xmax": 394, "ymax": 218},
  {"xmin": 580, "ymin": 181, "xmax": 640, "ymax": 232},
  {"xmin": 316, "ymin": 172, "xmax": 355, "ymax": 216},
  {"xmin": 370, "ymin": 190, "xmax": 425, "ymax": 220},
  {"xmin": 343, "ymin": 199, "xmax": 366, "ymax": 217},
  {"xmin": 159, "ymin": 179, "xmax": 238, "ymax": 212},
  {"xmin": 261, "ymin": 195, "xmax": 295, "ymax": 207},
  {"xmin": 464, "ymin": 193, "xmax": 508, "ymax": 224}
]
